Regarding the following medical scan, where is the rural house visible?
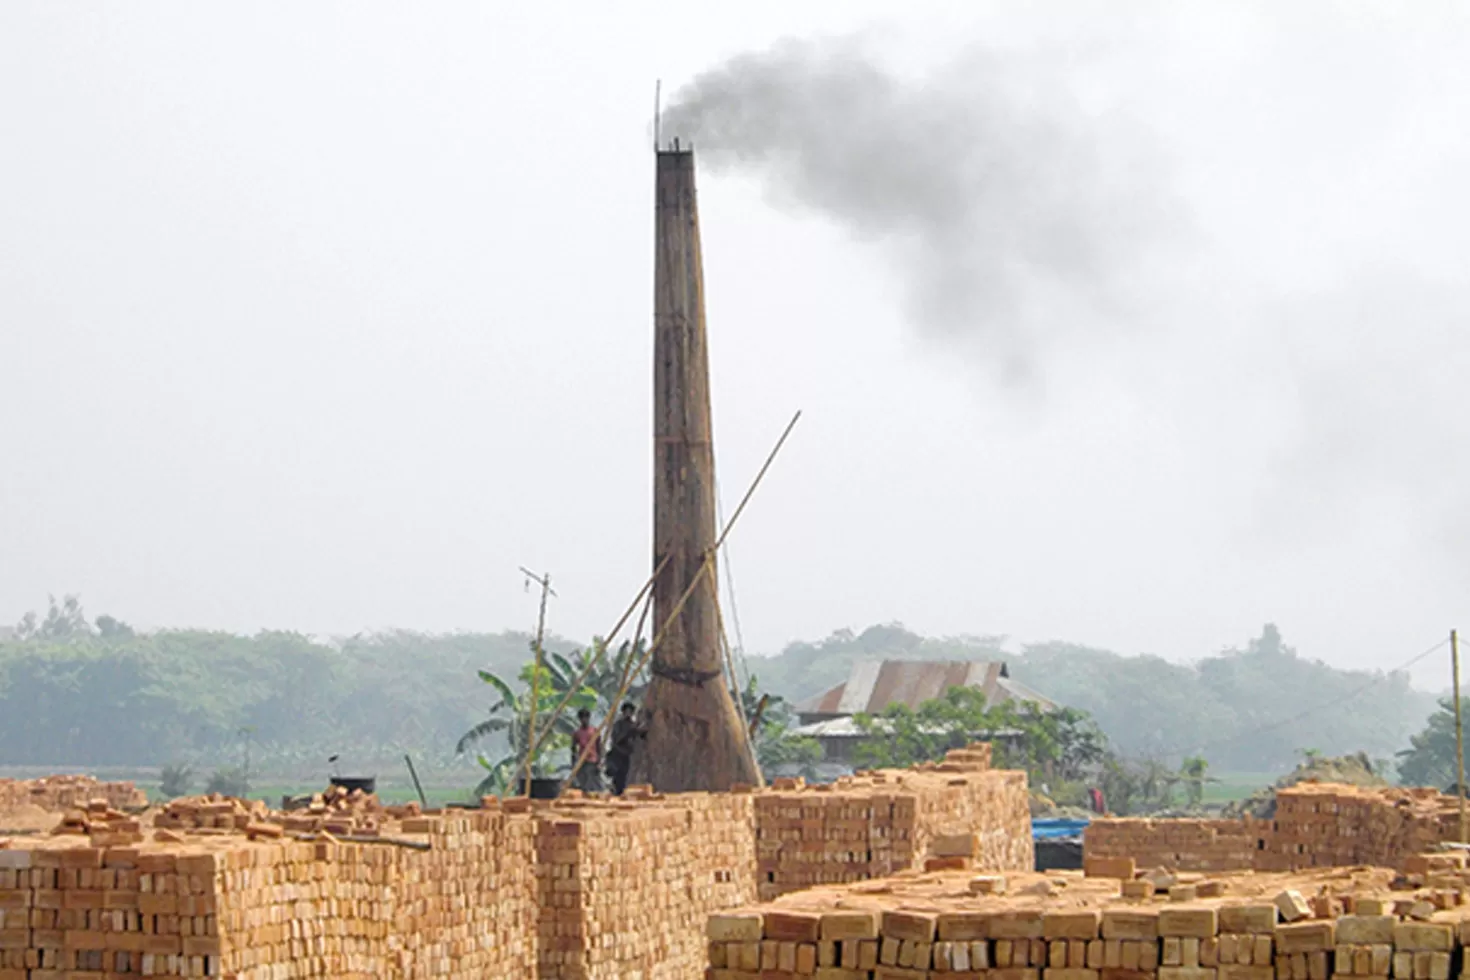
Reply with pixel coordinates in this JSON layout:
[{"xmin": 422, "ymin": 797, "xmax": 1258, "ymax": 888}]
[{"xmin": 790, "ymin": 660, "xmax": 1057, "ymax": 765}]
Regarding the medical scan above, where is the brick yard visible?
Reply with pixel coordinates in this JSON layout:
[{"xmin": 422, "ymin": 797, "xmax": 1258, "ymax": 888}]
[
  {"xmin": 0, "ymin": 746, "xmax": 1029, "ymax": 979},
  {"xmin": 9, "ymin": 763, "xmax": 1470, "ymax": 979}
]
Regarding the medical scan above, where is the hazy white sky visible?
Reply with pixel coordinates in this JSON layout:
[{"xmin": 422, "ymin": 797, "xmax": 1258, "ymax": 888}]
[{"xmin": 3, "ymin": 2, "xmax": 1469, "ymax": 685}]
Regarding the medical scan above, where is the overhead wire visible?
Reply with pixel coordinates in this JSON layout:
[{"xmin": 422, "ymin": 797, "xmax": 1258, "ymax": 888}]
[
  {"xmin": 713, "ymin": 466, "xmax": 755, "ymax": 702},
  {"xmin": 1188, "ymin": 635, "xmax": 1450, "ymax": 755}
]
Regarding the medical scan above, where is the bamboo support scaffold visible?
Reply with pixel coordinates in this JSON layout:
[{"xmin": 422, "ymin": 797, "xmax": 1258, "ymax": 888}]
[{"xmin": 559, "ymin": 410, "xmax": 802, "ymax": 794}]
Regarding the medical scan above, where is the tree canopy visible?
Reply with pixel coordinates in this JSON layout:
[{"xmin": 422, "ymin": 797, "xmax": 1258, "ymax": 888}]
[
  {"xmin": 751, "ymin": 623, "xmax": 1435, "ymax": 771},
  {"xmin": 0, "ymin": 596, "xmax": 549, "ymax": 774},
  {"xmin": 0, "ymin": 599, "xmax": 1438, "ymax": 784},
  {"xmin": 1396, "ymin": 697, "xmax": 1467, "ymax": 790},
  {"xmin": 851, "ymin": 686, "xmax": 1106, "ymax": 783}
]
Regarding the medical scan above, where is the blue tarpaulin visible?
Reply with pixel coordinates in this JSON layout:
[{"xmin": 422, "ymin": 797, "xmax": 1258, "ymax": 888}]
[{"xmin": 1031, "ymin": 818, "xmax": 1089, "ymax": 840}]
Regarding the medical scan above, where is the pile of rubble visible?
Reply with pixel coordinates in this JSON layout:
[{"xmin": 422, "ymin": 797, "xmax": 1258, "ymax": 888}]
[
  {"xmin": 0, "ymin": 774, "xmax": 146, "ymax": 813},
  {"xmin": 157, "ymin": 783, "xmax": 398, "ymax": 838},
  {"xmin": 49, "ymin": 797, "xmax": 146, "ymax": 846}
]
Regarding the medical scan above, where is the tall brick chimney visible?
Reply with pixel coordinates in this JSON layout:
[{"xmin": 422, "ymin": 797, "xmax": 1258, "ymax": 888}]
[{"xmin": 630, "ymin": 147, "xmax": 760, "ymax": 792}]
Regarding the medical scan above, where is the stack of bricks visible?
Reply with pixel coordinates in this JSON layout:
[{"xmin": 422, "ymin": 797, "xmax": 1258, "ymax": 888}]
[
  {"xmin": 755, "ymin": 746, "xmax": 1032, "ymax": 900},
  {"xmin": 1264, "ymin": 785, "xmax": 1453, "ymax": 872},
  {"xmin": 390, "ymin": 806, "xmax": 537, "ymax": 979},
  {"xmin": 1216, "ymin": 902, "xmax": 1276, "ymax": 979},
  {"xmin": 1084, "ymin": 819, "xmax": 1260, "ymax": 873},
  {"xmin": 755, "ymin": 786, "xmax": 899, "ymax": 899},
  {"xmin": 533, "ymin": 791, "xmax": 758, "ymax": 979},
  {"xmin": 692, "ymin": 793, "xmax": 761, "ymax": 915},
  {"xmin": 0, "ymin": 776, "xmax": 146, "ymax": 814},
  {"xmin": 1086, "ymin": 783, "xmax": 1468, "ymax": 875},
  {"xmin": 704, "ymin": 860, "xmax": 1470, "ymax": 980},
  {"xmin": 0, "ymin": 836, "xmax": 228, "ymax": 979},
  {"xmin": 0, "ymin": 744, "xmax": 1036, "ymax": 979},
  {"xmin": 0, "ymin": 809, "xmax": 541, "ymax": 980},
  {"xmin": 217, "ymin": 838, "xmax": 395, "ymax": 979},
  {"xmin": 908, "ymin": 764, "xmax": 1032, "ymax": 874}
]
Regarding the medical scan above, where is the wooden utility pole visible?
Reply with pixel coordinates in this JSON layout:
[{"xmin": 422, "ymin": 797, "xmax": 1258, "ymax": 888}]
[
  {"xmin": 520, "ymin": 567, "xmax": 554, "ymax": 793},
  {"xmin": 1454, "ymin": 628, "xmax": 1465, "ymax": 842},
  {"xmin": 630, "ymin": 145, "xmax": 760, "ymax": 792}
]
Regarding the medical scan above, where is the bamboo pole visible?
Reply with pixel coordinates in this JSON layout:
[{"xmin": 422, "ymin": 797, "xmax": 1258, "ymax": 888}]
[
  {"xmin": 520, "ymin": 553, "xmax": 671, "ymax": 767},
  {"xmin": 714, "ymin": 411, "xmax": 801, "ymax": 556},
  {"xmin": 713, "ymin": 573, "xmax": 764, "ymax": 788},
  {"xmin": 603, "ymin": 590, "xmax": 654, "ymax": 724},
  {"xmin": 562, "ymin": 553, "xmax": 717, "ymax": 794},
  {"xmin": 403, "ymin": 754, "xmax": 428, "ymax": 809},
  {"xmin": 520, "ymin": 568, "xmax": 553, "ymax": 793},
  {"xmin": 563, "ymin": 410, "xmax": 801, "ymax": 793},
  {"xmin": 1454, "ymin": 628, "xmax": 1465, "ymax": 843}
]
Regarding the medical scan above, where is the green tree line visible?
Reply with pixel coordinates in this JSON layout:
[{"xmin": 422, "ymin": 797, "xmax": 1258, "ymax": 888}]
[
  {"xmin": 0, "ymin": 598, "xmax": 1439, "ymax": 780},
  {"xmin": 751, "ymin": 623, "xmax": 1437, "ymax": 772},
  {"xmin": 0, "ymin": 597, "xmax": 542, "ymax": 772}
]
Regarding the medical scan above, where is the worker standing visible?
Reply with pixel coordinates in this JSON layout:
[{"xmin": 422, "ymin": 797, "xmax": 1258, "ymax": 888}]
[
  {"xmin": 604, "ymin": 702, "xmax": 646, "ymax": 796},
  {"xmin": 570, "ymin": 709, "xmax": 604, "ymax": 793}
]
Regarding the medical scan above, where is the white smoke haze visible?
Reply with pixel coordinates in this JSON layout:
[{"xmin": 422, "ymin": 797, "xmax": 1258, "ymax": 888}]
[{"xmin": 5, "ymin": 2, "xmax": 1470, "ymax": 679}]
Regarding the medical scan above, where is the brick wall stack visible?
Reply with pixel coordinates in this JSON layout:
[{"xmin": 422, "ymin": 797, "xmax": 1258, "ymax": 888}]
[
  {"xmin": 1264, "ymin": 784, "xmax": 1454, "ymax": 871},
  {"xmin": 909, "ymin": 762, "xmax": 1032, "ymax": 873},
  {"xmin": 0, "ymin": 776, "xmax": 147, "ymax": 814},
  {"xmin": 1083, "ymin": 818, "xmax": 1261, "ymax": 873},
  {"xmin": 0, "ymin": 807, "xmax": 541, "ymax": 980},
  {"xmin": 0, "ymin": 746, "xmax": 1034, "ymax": 979},
  {"xmin": 705, "ymin": 860, "xmax": 1470, "ymax": 980},
  {"xmin": 198, "ymin": 805, "xmax": 539, "ymax": 979},
  {"xmin": 534, "ymin": 793, "xmax": 757, "ymax": 979},
  {"xmin": 390, "ymin": 807, "xmax": 537, "ymax": 979},
  {"xmin": 755, "ymin": 747, "xmax": 1033, "ymax": 900},
  {"xmin": 0, "ymin": 837, "xmax": 228, "ymax": 979},
  {"xmin": 1086, "ymin": 783, "xmax": 1466, "ymax": 875},
  {"xmin": 755, "ymin": 786, "xmax": 902, "ymax": 899},
  {"xmin": 215, "ymin": 838, "xmax": 396, "ymax": 979}
]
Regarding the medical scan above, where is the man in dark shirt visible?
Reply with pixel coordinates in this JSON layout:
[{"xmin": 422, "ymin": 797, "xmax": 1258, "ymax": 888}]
[{"xmin": 604, "ymin": 702, "xmax": 645, "ymax": 796}]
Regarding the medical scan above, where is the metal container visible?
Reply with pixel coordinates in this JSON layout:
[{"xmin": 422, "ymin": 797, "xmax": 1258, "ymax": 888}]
[
  {"xmin": 329, "ymin": 776, "xmax": 376, "ymax": 795},
  {"xmin": 520, "ymin": 777, "xmax": 561, "ymax": 800}
]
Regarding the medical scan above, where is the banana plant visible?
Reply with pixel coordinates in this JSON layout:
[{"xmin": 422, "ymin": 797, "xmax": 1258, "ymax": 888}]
[{"xmin": 457, "ymin": 660, "xmax": 597, "ymax": 797}]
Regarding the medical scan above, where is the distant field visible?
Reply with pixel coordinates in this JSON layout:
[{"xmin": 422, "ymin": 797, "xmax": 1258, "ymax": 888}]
[
  {"xmin": 1, "ymin": 764, "xmax": 1288, "ymax": 809},
  {"xmin": 0, "ymin": 764, "xmax": 483, "ymax": 807},
  {"xmin": 247, "ymin": 779, "xmax": 478, "ymax": 808},
  {"xmin": 1202, "ymin": 771, "xmax": 1280, "ymax": 804}
]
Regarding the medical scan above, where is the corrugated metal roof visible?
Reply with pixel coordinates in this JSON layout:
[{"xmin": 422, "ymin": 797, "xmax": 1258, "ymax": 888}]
[
  {"xmin": 835, "ymin": 660, "xmax": 883, "ymax": 714},
  {"xmin": 790, "ymin": 716, "xmax": 1024, "ymax": 739},
  {"xmin": 795, "ymin": 660, "xmax": 1057, "ymax": 717},
  {"xmin": 993, "ymin": 675, "xmax": 1058, "ymax": 712}
]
